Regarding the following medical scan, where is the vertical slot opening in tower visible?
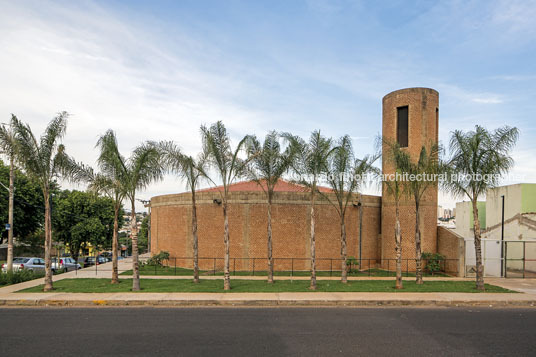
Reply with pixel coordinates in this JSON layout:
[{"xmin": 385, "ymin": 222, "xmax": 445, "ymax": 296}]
[{"xmin": 397, "ymin": 106, "xmax": 408, "ymax": 147}]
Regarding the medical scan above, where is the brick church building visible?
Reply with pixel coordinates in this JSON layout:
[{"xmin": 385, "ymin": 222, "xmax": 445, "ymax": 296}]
[{"xmin": 149, "ymin": 88, "xmax": 463, "ymax": 274}]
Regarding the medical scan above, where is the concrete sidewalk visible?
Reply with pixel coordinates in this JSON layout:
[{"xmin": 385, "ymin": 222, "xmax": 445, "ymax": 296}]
[{"xmin": 0, "ymin": 291, "xmax": 535, "ymax": 307}]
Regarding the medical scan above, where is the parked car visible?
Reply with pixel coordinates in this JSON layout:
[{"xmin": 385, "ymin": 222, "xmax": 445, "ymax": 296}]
[
  {"xmin": 1, "ymin": 257, "xmax": 45, "ymax": 272},
  {"xmin": 51, "ymin": 257, "xmax": 81, "ymax": 272},
  {"xmin": 83, "ymin": 256, "xmax": 108, "ymax": 268}
]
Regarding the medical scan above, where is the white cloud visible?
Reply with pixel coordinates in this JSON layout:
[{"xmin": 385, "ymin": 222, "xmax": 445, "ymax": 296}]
[
  {"xmin": 471, "ymin": 97, "xmax": 503, "ymax": 104},
  {"xmin": 0, "ymin": 0, "xmax": 276, "ymax": 209}
]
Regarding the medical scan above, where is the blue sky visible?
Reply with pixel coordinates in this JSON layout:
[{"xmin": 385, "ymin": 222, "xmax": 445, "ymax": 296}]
[{"xmin": 1, "ymin": 0, "xmax": 535, "ymax": 209}]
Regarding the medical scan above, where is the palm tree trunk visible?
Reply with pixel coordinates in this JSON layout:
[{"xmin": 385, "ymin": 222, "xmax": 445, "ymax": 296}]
[
  {"xmin": 43, "ymin": 192, "xmax": 53, "ymax": 291},
  {"xmin": 395, "ymin": 198, "xmax": 403, "ymax": 289},
  {"xmin": 340, "ymin": 214, "xmax": 348, "ymax": 284},
  {"xmin": 192, "ymin": 190, "xmax": 199, "ymax": 283},
  {"xmin": 310, "ymin": 190, "xmax": 317, "ymax": 290},
  {"xmin": 472, "ymin": 199, "xmax": 485, "ymax": 291},
  {"xmin": 267, "ymin": 193, "xmax": 274, "ymax": 284},
  {"xmin": 111, "ymin": 204, "xmax": 120, "ymax": 284},
  {"xmin": 415, "ymin": 199, "xmax": 423, "ymax": 285},
  {"xmin": 131, "ymin": 200, "xmax": 140, "ymax": 291},
  {"xmin": 6, "ymin": 155, "xmax": 14, "ymax": 272},
  {"xmin": 223, "ymin": 200, "xmax": 231, "ymax": 291}
]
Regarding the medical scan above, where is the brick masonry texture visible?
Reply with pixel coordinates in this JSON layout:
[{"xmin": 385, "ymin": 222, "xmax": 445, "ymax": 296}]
[
  {"xmin": 437, "ymin": 226, "xmax": 465, "ymax": 276},
  {"xmin": 381, "ymin": 88, "xmax": 439, "ymax": 269},
  {"xmin": 151, "ymin": 190, "xmax": 381, "ymax": 272}
]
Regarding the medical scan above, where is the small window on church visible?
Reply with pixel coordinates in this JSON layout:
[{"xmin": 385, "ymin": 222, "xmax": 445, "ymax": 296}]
[
  {"xmin": 436, "ymin": 108, "xmax": 439, "ymax": 141},
  {"xmin": 397, "ymin": 106, "xmax": 408, "ymax": 147}
]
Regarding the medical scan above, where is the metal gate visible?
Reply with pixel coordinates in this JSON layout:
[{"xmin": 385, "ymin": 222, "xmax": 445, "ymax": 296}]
[{"xmin": 464, "ymin": 239, "xmax": 536, "ymax": 278}]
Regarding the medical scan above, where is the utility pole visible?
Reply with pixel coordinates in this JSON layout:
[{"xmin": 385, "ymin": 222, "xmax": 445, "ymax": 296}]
[
  {"xmin": 501, "ymin": 195, "xmax": 505, "ymax": 277},
  {"xmin": 353, "ymin": 193, "xmax": 363, "ymax": 270}
]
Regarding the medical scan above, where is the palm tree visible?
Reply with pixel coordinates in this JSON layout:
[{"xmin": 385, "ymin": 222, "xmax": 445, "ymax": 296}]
[
  {"xmin": 160, "ymin": 141, "xmax": 209, "ymax": 283},
  {"xmin": 201, "ymin": 121, "xmax": 249, "ymax": 291},
  {"xmin": 96, "ymin": 130, "xmax": 164, "ymax": 291},
  {"xmin": 0, "ymin": 115, "xmax": 18, "ymax": 272},
  {"xmin": 323, "ymin": 135, "xmax": 377, "ymax": 283},
  {"xmin": 402, "ymin": 143, "xmax": 441, "ymax": 285},
  {"xmin": 245, "ymin": 131, "xmax": 296, "ymax": 283},
  {"xmin": 381, "ymin": 137, "xmax": 411, "ymax": 290},
  {"xmin": 444, "ymin": 125, "xmax": 518, "ymax": 291},
  {"xmin": 86, "ymin": 165, "xmax": 126, "ymax": 284},
  {"xmin": 283, "ymin": 130, "xmax": 332, "ymax": 290},
  {"xmin": 12, "ymin": 112, "xmax": 81, "ymax": 291}
]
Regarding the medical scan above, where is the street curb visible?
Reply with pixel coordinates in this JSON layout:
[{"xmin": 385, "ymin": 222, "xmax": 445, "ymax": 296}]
[{"xmin": 1, "ymin": 299, "xmax": 536, "ymax": 307}]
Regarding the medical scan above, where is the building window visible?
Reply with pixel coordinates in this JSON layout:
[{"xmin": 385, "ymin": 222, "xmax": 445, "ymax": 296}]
[
  {"xmin": 435, "ymin": 107, "xmax": 439, "ymax": 141},
  {"xmin": 397, "ymin": 106, "xmax": 408, "ymax": 147}
]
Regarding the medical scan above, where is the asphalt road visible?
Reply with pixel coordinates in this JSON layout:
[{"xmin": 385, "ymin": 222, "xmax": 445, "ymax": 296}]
[{"xmin": 0, "ymin": 307, "xmax": 535, "ymax": 356}]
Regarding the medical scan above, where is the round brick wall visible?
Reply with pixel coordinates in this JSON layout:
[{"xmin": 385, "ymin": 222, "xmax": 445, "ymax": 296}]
[{"xmin": 150, "ymin": 190, "xmax": 382, "ymax": 272}]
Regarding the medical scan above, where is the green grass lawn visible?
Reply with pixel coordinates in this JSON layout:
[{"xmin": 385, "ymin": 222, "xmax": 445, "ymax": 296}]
[
  {"xmin": 122, "ymin": 265, "xmax": 451, "ymax": 278},
  {"xmin": 18, "ymin": 278, "xmax": 513, "ymax": 293}
]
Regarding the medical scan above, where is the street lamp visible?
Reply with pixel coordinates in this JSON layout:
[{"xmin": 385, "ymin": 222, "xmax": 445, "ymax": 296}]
[{"xmin": 136, "ymin": 198, "xmax": 151, "ymax": 253}]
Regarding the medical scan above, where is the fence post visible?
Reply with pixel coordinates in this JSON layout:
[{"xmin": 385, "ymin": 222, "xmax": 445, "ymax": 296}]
[
  {"xmin": 252, "ymin": 258, "xmax": 255, "ymax": 276},
  {"xmin": 213, "ymin": 258, "xmax": 216, "ymax": 276},
  {"xmin": 406, "ymin": 259, "xmax": 409, "ymax": 277},
  {"xmin": 330, "ymin": 259, "xmax": 332, "ymax": 277},
  {"xmin": 175, "ymin": 258, "xmax": 177, "ymax": 276},
  {"xmin": 505, "ymin": 242, "xmax": 508, "ymax": 278},
  {"xmin": 233, "ymin": 258, "xmax": 236, "ymax": 276},
  {"xmin": 368, "ymin": 259, "xmax": 371, "ymax": 277},
  {"xmin": 291, "ymin": 258, "xmax": 294, "ymax": 277},
  {"xmin": 523, "ymin": 241, "xmax": 526, "ymax": 279}
]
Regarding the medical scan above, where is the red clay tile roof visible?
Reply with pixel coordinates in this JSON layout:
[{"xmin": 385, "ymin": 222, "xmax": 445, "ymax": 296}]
[{"xmin": 197, "ymin": 179, "xmax": 333, "ymax": 193}]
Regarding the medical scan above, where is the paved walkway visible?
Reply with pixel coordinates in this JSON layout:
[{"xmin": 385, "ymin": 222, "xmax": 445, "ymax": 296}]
[{"xmin": 1, "ymin": 259, "xmax": 536, "ymax": 307}]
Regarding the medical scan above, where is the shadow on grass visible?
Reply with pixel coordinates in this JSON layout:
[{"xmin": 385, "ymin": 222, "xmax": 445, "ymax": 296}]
[{"xmin": 121, "ymin": 266, "xmax": 451, "ymax": 278}]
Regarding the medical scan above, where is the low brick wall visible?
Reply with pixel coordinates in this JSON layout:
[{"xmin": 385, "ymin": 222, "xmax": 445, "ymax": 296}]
[{"xmin": 437, "ymin": 226, "xmax": 464, "ymax": 277}]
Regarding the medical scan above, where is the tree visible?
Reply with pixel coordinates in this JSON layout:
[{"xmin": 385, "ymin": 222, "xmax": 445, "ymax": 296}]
[
  {"xmin": 52, "ymin": 190, "xmax": 121, "ymax": 262},
  {"xmin": 138, "ymin": 215, "xmax": 149, "ymax": 254},
  {"xmin": 12, "ymin": 112, "xmax": 81, "ymax": 291},
  {"xmin": 402, "ymin": 143, "xmax": 441, "ymax": 285},
  {"xmin": 245, "ymin": 131, "xmax": 296, "ymax": 283},
  {"xmin": 283, "ymin": 131, "xmax": 332, "ymax": 290},
  {"xmin": 381, "ymin": 138, "xmax": 411, "ymax": 290},
  {"xmin": 444, "ymin": 125, "xmax": 519, "ymax": 291},
  {"xmin": 96, "ymin": 130, "xmax": 164, "ymax": 291},
  {"xmin": 161, "ymin": 141, "xmax": 209, "ymax": 283},
  {"xmin": 201, "ymin": 121, "xmax": 249, "ymax": 291},
  {"xmin": 0, "ymin": 115, "xmax": 17, "ymax": 272},
  {"xmin": 90, "ymin": 133, "xmax": 131, "ymax": 284},
  {"xmin": 323, "ymin": 135, "xmax": 377, "ymax": 283},
  {"xmin": 0, "ymin": 160, "xmax": 44, "ymax": 245}
]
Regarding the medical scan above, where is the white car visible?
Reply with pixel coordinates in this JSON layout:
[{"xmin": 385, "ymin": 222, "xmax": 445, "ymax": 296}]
[
  {"xmin": 51, "ymin": 257, "xmax": 81, "ymax": 272},
  {"xmin": 1, "ymin": 257, "xmax": 45, "ymax": 272}
]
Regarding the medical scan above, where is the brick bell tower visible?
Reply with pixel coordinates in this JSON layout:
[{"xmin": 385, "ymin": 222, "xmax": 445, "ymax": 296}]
[{"xmin": 380, "ymin": 88, "xmax": 439, "ymax": 269}]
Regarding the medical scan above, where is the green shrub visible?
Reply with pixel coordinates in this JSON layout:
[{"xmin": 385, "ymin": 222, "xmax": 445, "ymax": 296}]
[
  {"xmin": 0, "ymin": 269, "xmax": 44, "ymax": 286},
  {"xmin": 145, "ymin": 251, "xmax": 170, "ymax": 267},
  {"xmin": 421, "ymin": 252, "xmax": 445, "ymax": 274},
  {"xmin": 346, "ymin": 256, "xmax": 359, "ymax": 273}
]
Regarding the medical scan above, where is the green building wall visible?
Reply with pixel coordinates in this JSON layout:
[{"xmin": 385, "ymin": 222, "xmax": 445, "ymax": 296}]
[
  {"xmin": 521, "ymin": 184, "xmax": 536, "ymax": 213},
  {"xmin": 469, "ymin": 201, "xmax": 486, "ymax": 229}
]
